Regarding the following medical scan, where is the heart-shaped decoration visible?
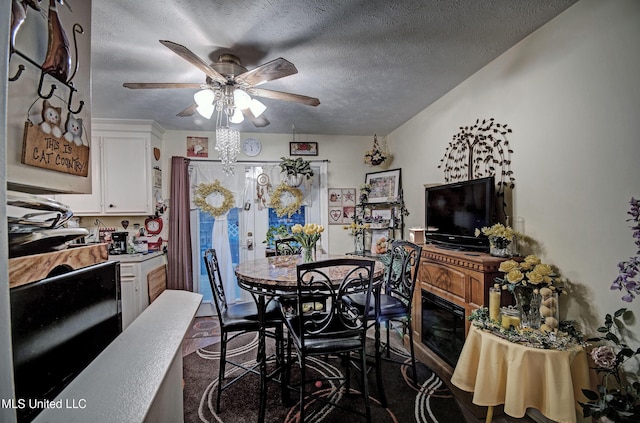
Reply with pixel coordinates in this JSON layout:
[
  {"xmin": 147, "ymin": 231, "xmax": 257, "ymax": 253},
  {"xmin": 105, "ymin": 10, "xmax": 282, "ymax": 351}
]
[
  {"xmin": 329, "ymin": 210, "xmax": 342, "ymax": 222},
  {"xmin": 121, "ymin": 220, "xmax": 129, "ymax": 229}
]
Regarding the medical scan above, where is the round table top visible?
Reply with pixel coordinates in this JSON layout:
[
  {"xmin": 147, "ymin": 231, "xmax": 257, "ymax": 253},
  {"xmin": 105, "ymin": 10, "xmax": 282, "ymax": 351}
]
[{"xmin": 235, "ymin": 254, "xmax": 385, "ymax": 294}]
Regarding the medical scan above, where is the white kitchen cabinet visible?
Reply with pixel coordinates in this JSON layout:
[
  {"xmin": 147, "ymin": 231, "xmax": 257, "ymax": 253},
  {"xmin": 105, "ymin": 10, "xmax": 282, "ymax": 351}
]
[
  {"xmin": 56, "ymin": 119, "xmax": 164, "ymax": 216},
  {"xmin": 113, "ymin": 252, "xmax": 166, "ymax": 329}
]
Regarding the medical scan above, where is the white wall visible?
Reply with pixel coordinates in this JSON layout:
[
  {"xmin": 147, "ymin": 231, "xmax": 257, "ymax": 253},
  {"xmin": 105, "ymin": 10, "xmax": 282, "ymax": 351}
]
[
  {"xmin": 389, "ymin": 0, "xmax": 640, "ymax": 340},
  {"xmin": 1, "ymin": 3, "xmax": 17, "ymax": 422},
  {"xmin": 6, "ymin": 0, "xmax": 92, "ymax": 194},
  {"xmin": 160, "ymin": 130, "xmax": 376, "ymax": 253}
]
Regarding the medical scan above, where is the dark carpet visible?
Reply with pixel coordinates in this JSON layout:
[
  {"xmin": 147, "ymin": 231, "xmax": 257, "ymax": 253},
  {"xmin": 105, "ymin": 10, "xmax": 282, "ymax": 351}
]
[{"xmin": 183, "ymin": 331, "xmax": 465, "ymax": 422}]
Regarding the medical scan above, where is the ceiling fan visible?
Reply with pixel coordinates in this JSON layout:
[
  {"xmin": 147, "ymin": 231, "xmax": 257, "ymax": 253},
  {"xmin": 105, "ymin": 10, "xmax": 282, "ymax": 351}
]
[{"xmin": 123, "ymin": 40, "xmax": 320, "ymax": 127}]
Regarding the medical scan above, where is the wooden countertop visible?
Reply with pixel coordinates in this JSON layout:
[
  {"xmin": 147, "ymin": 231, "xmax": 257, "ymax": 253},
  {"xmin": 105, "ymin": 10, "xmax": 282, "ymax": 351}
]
[{"xmin": 9, "ymin": 244, "xmax": 109, "ymax": 288}]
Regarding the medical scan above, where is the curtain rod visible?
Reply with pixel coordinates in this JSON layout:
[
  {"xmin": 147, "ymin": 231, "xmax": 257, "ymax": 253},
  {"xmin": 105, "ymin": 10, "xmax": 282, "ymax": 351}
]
[{"xmin": 186, "ymin": 158, "xmax": 330, "ymax": 164}]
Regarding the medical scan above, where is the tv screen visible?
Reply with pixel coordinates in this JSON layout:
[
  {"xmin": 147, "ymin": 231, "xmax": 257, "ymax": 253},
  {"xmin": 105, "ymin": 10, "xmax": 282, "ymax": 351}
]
[
  {"xmin": 425, "ymin": 176, "xmax": 498, "ymax": 251},
  {"xmin": 10, "ymin": 261, "xmax": 121, "ymax": 422}
]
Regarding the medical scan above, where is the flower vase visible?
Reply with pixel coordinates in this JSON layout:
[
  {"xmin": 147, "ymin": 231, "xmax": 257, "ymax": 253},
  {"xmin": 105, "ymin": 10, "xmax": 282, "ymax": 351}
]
[
  {"xmin": 490, "ymin": 237, "xmax": 512, "ymax": 258},
  {"xmin": 513, "ymin": 287, "xmax": 542, "ymax": 329},
  {"xmin": 354, "ymin": 232, "xmax": 365, "ymax": 255},
  {"xmin": 302, "ymin": 245, "xmax": 316, "ymax": 263}
]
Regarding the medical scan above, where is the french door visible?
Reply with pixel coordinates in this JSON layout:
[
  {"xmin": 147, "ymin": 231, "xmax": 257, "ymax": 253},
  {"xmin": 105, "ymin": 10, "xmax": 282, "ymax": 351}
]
[{"xmin": 191, "ymin": 162, "xmax": 328, "ymax": 316}]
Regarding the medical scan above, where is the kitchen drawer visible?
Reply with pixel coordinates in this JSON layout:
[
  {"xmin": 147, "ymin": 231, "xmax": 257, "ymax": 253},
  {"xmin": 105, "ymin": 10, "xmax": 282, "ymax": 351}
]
[{"xmin": 119, "ymin": 263, "xmax": 137, "ymax": 278}]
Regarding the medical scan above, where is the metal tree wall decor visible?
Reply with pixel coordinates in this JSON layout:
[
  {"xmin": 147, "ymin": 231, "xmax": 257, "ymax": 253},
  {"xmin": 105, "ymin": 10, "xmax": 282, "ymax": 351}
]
[{"xmin": 438, "ymin": 118, "xmax": 515, "ymax": 194}]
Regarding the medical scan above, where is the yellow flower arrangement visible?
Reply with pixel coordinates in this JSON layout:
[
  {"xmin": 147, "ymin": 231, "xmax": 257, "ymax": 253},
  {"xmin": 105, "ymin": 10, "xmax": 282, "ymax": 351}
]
[
  {"xmin": 495, "ymin": 255, "xmax": 565, "ymax": 295},
  {"xmin": 475, "ymin": 223, "xmax": 522, "ymax": 249},
  {"xmin": 291, "ymin": 223, "xmax": 324, "ymax": 249},
  {"xmin": 342, "ymin": 221, "xmax": 370, "ymax": 236},
  {"xmin": 270, "ymin": 183, "xmax": 304, "ymax": 218},
  {"xmin": 193, "ymin": 180, "xmax": 235, "ymax": 217}
]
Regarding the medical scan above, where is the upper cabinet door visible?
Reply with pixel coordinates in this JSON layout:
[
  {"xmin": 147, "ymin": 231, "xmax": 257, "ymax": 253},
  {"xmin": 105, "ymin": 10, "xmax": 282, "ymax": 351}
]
[{"xmin": 101, "ymin": 134, "xmax": 151, "ymax": 215}]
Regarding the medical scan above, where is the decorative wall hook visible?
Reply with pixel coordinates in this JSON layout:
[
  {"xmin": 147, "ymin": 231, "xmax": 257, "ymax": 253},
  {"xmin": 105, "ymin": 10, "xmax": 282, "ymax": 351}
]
[
  {"xmin": 67, "ymin": 88, "xmax": 84, "ymax": 114},
  {"xmin": 37, "ymin": 72, "xmax": 57, "ymax": 99},
  {"xmin": 9, "ymin": 64, "xmax": 25, "ymax": 82}
]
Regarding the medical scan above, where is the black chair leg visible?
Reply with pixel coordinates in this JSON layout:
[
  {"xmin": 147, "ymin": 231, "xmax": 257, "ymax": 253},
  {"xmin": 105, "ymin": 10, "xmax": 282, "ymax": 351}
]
[
  {"xmin": 374, "ymin": 320, "xmax": 387, "ymax": 407},
  {"xmin": 407, "ymin": 320, "xmax": 417, "ymax": 383},
  {"xmin": 299, "ymin": 360, "xmax": 306, "ymax": 423},
  {"xmin": 360, "ymin": 349, "xmax": 372, "ymax": 422},
  {"xmin": 216, "ymin": 332, "xmax": 227, "ymax": 414}
]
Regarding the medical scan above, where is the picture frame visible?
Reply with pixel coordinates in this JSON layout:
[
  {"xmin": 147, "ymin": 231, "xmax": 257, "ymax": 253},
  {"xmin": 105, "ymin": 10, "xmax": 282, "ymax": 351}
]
[
  {"xmin": 290, "ymin": 142, "xmax": 318, "ymax": 156},
  {"xmin": 365, "ymin": 168, "xmax": 402, "ymax": 203},
  {"xmin": 327, "ymin": 188, "xmax": 356, "ymax": 224},
  {"xmin": 153, "ymin": 168, "xmax": 162, "ymax": 188}
]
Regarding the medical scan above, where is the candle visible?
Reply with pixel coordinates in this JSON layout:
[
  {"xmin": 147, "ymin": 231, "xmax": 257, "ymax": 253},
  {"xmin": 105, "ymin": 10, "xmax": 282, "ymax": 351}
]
[
  {"xmin": 500, "ymin": 307, "xmax": 521, "ymax": 329},
  {"xmin": 489, "ymin": 286, "xmax": 501, "ymax": 321}
]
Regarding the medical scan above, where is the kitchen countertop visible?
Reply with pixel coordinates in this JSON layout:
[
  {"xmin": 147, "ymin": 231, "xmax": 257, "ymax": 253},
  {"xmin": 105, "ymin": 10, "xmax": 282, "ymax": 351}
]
[{"xmin": 108, "ymin": 251, "xmax": 164, "ymax": 263}]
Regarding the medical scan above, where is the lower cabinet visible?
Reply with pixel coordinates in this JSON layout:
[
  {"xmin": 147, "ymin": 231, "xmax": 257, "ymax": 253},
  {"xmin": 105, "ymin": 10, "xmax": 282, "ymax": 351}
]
[{"xmin": 115, "ymin": 253, "xmax": 166, "ymax": 329}]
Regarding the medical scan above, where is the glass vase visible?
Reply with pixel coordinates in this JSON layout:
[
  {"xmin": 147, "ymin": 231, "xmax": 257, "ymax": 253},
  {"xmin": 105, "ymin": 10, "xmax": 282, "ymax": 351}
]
[
  {"xmin": 539, "ymin": 291, "xmax": 560, "ymax": 332},
  {"xmin": 302, "ymin": 245, "xmax": 315, "ymax": 263},
  {"xmin": 354, "ymin": 232, "xmax": 365, "ymax": 255},
  {"xmin": 513, "ymin": 286, "xmax": 542, "ymax": 329},
  {"xmin": 490, "ymin": 238, "xmax": 512, "ymax": 257}
]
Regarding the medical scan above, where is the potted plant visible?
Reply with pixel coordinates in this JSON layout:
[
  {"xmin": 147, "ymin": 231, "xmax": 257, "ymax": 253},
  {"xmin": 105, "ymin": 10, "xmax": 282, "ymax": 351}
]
[
  {"xmin": 279, "ymin": 157, "xmax": 314, "ymax": 187},
  {"xmin": 579, "ymin": 308, "xmax": 640, "ymax": 422},
  {"xmin": 263, "ymin": 224, "xmax": 289, "ymax": 248}
]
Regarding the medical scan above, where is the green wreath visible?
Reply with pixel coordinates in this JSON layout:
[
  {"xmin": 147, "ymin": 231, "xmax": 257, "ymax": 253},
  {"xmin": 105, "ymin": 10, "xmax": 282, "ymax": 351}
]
[
  {"xmin": 194, "ymin": 180, "xmax": 235, "ymax": 217},
  {"xmin": 271, "ymin": 183, "xmax": 303, "ymax": 218}
]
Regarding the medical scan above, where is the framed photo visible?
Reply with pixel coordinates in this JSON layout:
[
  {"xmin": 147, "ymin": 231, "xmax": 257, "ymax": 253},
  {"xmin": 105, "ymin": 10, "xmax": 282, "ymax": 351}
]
[
  {"xmin": 290, "ymin": 142, "xmax": 318, "ymax": 156},
  {"xmin": 153, "ymin": 168, "xmax": 162, "ymax": 188},
  {"xmin": 327, "ymin": 188, "xmax": 356, "ymax": 224},
  {"xmin": 370, "ymin": 230, "xmax": 389, "ymax": 255},
  {"xmin": 372, "ymin": 209, "xmax": 392, "ymax": 221},
  {"xmin": 187, "ymin": 136, "xmax": 208, "ymax": 157},
  {"xmin": 365, "ymin": 168, "xmax": 401, "ymax": 203}
]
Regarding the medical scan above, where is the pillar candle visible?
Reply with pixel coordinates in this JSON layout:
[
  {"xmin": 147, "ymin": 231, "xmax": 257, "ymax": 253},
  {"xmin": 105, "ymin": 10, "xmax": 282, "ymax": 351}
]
[{"xmin": 489, "ymin": 285, "xmax": 501, "ymax": 321}]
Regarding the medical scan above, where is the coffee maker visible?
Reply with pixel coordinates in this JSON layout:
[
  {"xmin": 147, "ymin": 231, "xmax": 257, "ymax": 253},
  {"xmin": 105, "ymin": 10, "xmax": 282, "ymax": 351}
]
[{"xmin": 110, "ymin": 232, "xmax": 128, "ymax": 255}]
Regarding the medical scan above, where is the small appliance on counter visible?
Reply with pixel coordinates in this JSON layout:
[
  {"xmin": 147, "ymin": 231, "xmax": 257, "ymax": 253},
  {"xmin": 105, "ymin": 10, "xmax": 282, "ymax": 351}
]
[{"xmin": 110, "ymin": 232, "xmax": 129, "ymax": 255}]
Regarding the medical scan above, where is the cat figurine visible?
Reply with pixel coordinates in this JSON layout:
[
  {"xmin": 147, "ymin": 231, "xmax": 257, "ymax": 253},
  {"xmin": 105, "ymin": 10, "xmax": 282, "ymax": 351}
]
[
  {"xmin": 63, "ymin": 113, "xmax": 83, "ymax": 146},
  {"xmin": 41, "ymin": 0, "xmax": 71, "ymax": 82},
  {"xmin": 39, "ymin": 100, "xmax": 62, "ymax": 138}
]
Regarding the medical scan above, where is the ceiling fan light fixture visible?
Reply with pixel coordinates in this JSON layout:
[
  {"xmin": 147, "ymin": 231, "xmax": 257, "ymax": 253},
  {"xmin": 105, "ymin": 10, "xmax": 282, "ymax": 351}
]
[
  {"xmin": 196, "ymin": 103, "xmax": 215, "ymax": 119},
  {"xmin": 194, "ymin": 89, "xmax": 215, "ymax": 107},
  {"xmin": 249, "ymin": 99, "xmax": 267, "ymax": 118},
  {"xmin": 233, "ymin": 88, "xmax": 251, "ymax": 109},
  {"xmin": 229, "ymin": 108, "xmax": 244, "ymax": 124}
]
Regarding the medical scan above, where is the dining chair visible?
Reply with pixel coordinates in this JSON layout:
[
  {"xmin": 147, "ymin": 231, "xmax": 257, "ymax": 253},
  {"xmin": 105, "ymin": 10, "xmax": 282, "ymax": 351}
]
[
  {"xmin": 281, "ymin": 258, "xmax": 376, "ymax": 422},
  {"xmin": 375, "ymin": 241, "xmax": 422, "ymax": 398},
  {"xmin": 274, "ymin": 237, "xmax": 301, "ymax": 256},
  {"xmin": 343, "ymin": 240, "xmax": 422, "ymax": 407},
  {"xmin": 203, "ymin": 248, "xmax": 284, "ymax": 413}
]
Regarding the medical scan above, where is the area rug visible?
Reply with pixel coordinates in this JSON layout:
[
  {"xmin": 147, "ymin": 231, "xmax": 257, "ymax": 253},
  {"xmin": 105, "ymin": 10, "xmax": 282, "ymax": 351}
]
[{"xmin": 183, "ymin": 332, "xmax": 465, "ymax": 422}]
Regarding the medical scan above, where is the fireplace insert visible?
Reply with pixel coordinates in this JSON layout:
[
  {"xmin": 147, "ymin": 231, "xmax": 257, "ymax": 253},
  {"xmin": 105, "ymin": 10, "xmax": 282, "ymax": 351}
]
[{"xmin": 421, "ymin": 290, "xmax": 465, "ymax": 367}]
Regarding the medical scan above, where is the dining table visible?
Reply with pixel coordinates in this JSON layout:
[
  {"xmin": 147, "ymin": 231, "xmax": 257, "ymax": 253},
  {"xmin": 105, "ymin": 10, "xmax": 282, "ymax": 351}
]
[{"xmin": 234, "ymin": 253, "xmax": 386, "ymax": 423}]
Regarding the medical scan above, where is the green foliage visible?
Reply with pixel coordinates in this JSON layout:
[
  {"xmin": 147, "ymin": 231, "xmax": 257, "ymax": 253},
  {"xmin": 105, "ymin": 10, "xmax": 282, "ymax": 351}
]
[
  {"xmin": 279, "ymin": 157, "xmax": 314, "ymax": 179},
  {"xmin": 263, "ymin": 224, "xmax": 289, "ymax": 247}
]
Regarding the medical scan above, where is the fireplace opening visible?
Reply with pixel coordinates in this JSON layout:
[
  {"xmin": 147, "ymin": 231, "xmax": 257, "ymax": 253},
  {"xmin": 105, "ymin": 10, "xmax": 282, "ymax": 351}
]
[{"xmin": 421, "ymin": 290, "xmax": 466, "ymax": 367}]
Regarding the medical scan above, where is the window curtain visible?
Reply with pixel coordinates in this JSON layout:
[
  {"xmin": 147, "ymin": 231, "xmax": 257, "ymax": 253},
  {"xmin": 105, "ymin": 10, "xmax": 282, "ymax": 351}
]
[
  {"xmin": 167, "ymin": 156, "xmax": 193, "ymax": 291},
  {"xmin": 189, "ymin": 162, "xmax": 244, "ymax": 301}
]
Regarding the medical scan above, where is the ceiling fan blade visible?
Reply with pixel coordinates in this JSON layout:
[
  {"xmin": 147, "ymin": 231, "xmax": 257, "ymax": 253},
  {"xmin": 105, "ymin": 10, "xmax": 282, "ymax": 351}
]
[
  {"xmin": 251, "ymin": 88, "xmax": 320, "ymax": 107},
  {"xmin": 241, "ymin": 108, "xmax": 270, "ymax": 127},
  {"xmin": 177, "ymin": 104, "xmax": 198, "ymax": 117},
  {"xmin": 123, "ymin": 82, "xmax": 204, "ymax": 89},
  {"xmin": 159, "ymin": 40, "xmax": 227, "ymax": 84},
  {"xmin": 236, "ymin": 57, "xmax": 297, "ymax": 86}
]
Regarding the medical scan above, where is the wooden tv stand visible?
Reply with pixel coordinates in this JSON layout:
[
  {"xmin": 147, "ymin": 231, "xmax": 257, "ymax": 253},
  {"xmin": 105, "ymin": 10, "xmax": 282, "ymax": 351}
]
[{"xmin": 410, "ymin": 244, "xmax": 509, "ymax": 418}]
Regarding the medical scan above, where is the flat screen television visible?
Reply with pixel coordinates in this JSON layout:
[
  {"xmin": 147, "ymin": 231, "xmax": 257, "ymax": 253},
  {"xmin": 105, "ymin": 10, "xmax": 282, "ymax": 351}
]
[
  {"xmin": 10, "ymin": 260, "xmax": 121, "ymax": 422},
  {"xmin": 425, "ymin": 176, "xmax": 500, "ymax": 252}
]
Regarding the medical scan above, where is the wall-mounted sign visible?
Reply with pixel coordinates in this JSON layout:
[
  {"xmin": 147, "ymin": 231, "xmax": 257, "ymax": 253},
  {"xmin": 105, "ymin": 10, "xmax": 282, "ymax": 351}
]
[{"xmin": 21, "ymin": 122, "xmax": 89, "ymax": 177}]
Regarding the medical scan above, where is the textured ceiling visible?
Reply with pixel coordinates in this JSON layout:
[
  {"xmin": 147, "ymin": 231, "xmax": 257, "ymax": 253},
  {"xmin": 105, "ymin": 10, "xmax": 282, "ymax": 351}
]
[{"xmin": 91, "ymin": 0, "xmax": 578, "ymax": 136}]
